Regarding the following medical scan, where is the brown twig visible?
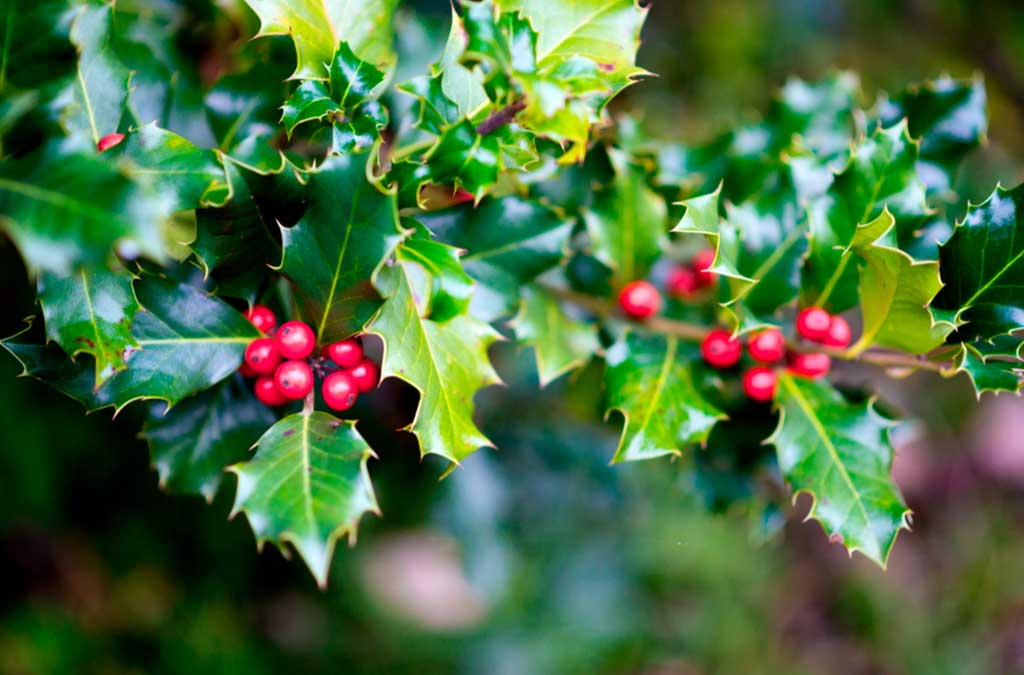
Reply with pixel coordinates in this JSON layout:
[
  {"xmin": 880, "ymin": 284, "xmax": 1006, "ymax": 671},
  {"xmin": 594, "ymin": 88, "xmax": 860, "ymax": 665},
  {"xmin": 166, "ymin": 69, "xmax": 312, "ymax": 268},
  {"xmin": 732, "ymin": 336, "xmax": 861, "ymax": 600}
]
[{"xmin": 475, "ymin": 99, "xmax": 527, "ymax": 135}]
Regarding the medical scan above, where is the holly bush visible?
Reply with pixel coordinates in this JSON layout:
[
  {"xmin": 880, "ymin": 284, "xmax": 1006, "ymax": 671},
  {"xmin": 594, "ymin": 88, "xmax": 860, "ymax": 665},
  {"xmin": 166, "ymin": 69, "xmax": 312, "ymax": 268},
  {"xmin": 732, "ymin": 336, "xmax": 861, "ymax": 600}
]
[{"xmin": 0, "ymin": 0, "xmax": 1019, "ymax": 588}]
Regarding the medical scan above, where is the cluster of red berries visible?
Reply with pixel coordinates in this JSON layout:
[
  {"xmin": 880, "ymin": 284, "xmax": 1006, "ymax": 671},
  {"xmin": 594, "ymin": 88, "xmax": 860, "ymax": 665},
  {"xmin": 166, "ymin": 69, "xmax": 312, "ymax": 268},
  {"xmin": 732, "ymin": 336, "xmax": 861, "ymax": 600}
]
[
  {"xmin": 239, "ymin": 306, "xmax": 380, "ymax": 412},
  {"xmin": 618, "ymin": 249, "xmax": 717, "ymax": 320},
  {"xmin": 700, "ymin": 307, "xmax": 852, "ymax": 402}
]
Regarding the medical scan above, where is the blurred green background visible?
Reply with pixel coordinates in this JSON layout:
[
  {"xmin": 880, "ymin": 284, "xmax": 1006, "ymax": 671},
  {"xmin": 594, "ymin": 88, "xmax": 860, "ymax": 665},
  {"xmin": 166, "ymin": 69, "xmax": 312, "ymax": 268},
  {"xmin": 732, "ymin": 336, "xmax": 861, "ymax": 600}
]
[{"xmin": 3, "ymin": 1, "xmax": 1024, "ymax": 673}]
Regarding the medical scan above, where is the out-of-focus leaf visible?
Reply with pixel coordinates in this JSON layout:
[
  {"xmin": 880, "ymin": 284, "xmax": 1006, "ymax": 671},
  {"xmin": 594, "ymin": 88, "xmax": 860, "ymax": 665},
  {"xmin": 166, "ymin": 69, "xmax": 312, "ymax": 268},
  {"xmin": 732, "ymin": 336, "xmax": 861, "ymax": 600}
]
[
  {"xmin": 514, "ymin": 285, "xmax": 600, "ymax": 386},
  {"xmin": 955, "ymin": 341, "xmax": 1023, "ymax": 397},
  {"xmin": 62, "ymin": 3, "xmax": 130, "ymax": 145},
  {"xmin": 118, "ymin": 124, "xmax": 230, "ymax": 209}
]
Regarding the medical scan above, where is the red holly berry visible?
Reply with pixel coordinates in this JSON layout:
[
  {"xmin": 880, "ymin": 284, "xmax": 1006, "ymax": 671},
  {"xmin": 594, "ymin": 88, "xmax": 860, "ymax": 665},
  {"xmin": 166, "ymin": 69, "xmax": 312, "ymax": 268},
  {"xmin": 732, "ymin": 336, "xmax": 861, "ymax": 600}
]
[
  {"xmin": 254, "ymin": 375, "xmax": 288, "ymax": 407},
  {"xmin": 274, "ymin": 360, "xmax": 314, "ymax": 400},
  {"xmin": 325, "ymin": 339, "xmax": 363, "ymax": 368},
  {"xmin": 97, "ymin": 133, "xmax": 125, "ymax": 152},
  {"xmin": 618, "ymin": 281, "xmax": 662, "ymax": 319},
  {"xmin": 245, "ymin": 305, "xmax": 277, "ymax": 334},
  {"xmin": 693, "ymin": 249, "xmax": 717, "ymax": 288},
  {"xmin": 701, "ymin": 329, "xmax": 742, "ymax": 368},
  {"xmin": 239, "ymin": 362, "xmax": 258, "ymax": 378},
  {"xmin": 322, "ymin": 371, "xmax": 359, "ymax": 412},
  {"xmin": 276, "ymin": 321, "xmax": 316, "ymax": 360},
  {"xmin": 348, "ymin": 359, "xmax": 380, "ymax": 394},
  {"xmin": 788, "ymin": 352, "xmax": 831, "ymax": 379},
  {"xmin": 747, "ymin": 328, "xmax": 786, "ymax": 364},
  {"xmin": 823, "ymin": 315, "xmax": 852, "ymax": 349},
  {"xmin": 666, "ymin": 266, "xmax": 698, "ymax": 298},
  {"xmin": 796, "ymin": 307, "xmax": 831, "ymax": 342},
  {"xmin": 743, "ymin": 367, "xmax": 778, "ymax": 402},
  {"xmin": 245, "ymin": 337, "xmax": 281, "ymax": 376}
]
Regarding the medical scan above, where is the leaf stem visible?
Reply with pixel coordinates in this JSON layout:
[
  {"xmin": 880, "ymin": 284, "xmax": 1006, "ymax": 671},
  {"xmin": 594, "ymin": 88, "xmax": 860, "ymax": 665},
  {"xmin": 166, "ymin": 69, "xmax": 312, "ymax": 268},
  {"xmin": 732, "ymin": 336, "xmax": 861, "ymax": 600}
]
[{"xmin": 475, "ymin": 99, "xmax": 526, "ymax": 136}]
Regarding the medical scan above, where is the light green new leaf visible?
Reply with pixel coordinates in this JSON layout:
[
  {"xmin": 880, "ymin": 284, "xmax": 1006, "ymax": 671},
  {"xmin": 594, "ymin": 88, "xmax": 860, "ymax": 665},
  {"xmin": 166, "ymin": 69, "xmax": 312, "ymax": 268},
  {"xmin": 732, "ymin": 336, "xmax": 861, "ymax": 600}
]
[
  {"xmin": 515, "ymin": 285, "xmax": 600, "ymax": 386},
  {"xmin": 672, "ymin": 184, "xmax": 755, "ymax": 300},
  {"xmin": 38, "ymin": 265, "xmax": 138, "ymax": 385},
  {"xmin": 230, "ymin": 413, "xmax": 378, "ymax": 588},
  {"xmin": 605, "ymin": 333, "xmax": 724, "ymax": 464},
  {"xmin": 770, "ymin": 374, "xmax": 910, "ymax": 567}
]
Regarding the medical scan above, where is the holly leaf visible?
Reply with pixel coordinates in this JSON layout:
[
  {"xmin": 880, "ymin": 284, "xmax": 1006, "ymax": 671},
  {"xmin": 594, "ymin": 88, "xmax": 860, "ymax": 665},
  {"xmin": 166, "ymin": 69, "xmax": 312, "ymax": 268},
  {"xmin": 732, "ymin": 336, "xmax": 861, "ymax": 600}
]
[
  {"xmin": 770, "ymin": 374, "xmax": 910, "ymax": 567},
  {"xmin": 766, "ymin": 73, "xmax": 859, "ymax": 161},
  {"xmin": 329, "ymin": 41, "xmax": 387, "ymax": 109},
  {"xmin": 241, "ymin": 0, "xmax": 398, "ymax": 79},
  {"xmin": 277, "ymin": 152, "xmax": 404, "ymax": 344},
  {"xmin": 934, "ymin": 183, "xmax": 1024, "ymax": 341},
  {"xmin": 584, "ymin": 148, "xmax": 667, "ymax": 285},
  {"xmin": 230, "ymin": 413, "xmax": 378, "ymax": 588},
  {"xmin": 514, "ymin": 285, "xmax": 600, "ymax": 386},
  {"xmin": 142, "ymin": 378, "xmax": 276, "ymax": 501},
  {"xmin": 281, "ymin": 80, "xmax": 341, "ymax": 136},
  {"xmin": 62, "ymin": 3, "xmax": 130, "ymax": 145},
  {"xmin": 605, "ymin": 333, "xmax": 725, "ymax": 464},
  {"xmin": 37, "ymin": 265, "xmax": 138, "ymax": 386},
  {"xmin": 369, "ymin": 253, "xmax": 502, "ymax": 465},
  {"xmin": 955, "ymin": 341, "xmax": 1024, "ymax": 397},
  {"xmin": 118, "ymin": 124, "xmax": 230, "ymax": 209},
  {"xmin": 398, "ymin": 72, "xmax": 461, "ymax": 136},
  {"xmin": 396, "ymin": 233, "xmax": 473, "ymax": 323},
  {"xmin": 426, "ymin": 119, "xmax": 501, "ymax": 200},
  {"xmin": 848, "ymin": 209, "xmax": 953, "ymax": 355}
]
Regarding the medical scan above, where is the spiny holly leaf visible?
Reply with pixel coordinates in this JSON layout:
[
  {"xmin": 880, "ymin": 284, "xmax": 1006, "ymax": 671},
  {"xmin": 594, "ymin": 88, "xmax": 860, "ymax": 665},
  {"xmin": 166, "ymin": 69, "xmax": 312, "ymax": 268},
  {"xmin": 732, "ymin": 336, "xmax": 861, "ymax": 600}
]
[
  {"xmin": 142, "ymin": 378, "xmax": 276, "ymax": 501},
  {"xmin": 281, "ymin": 80, "xmax": 341, "ymax": 136},
  {"xmin": 241, "ymin": 0, "xmax": 398, "ymax": 79},
  {"xmin": 205, "ymin": 67, "xmax": 289, "ymax": 173},
  {"xmin": 766, "ymin": 72, "xmax": 859, "ymax": 161},
  {"xmin": 804, "ymin": 121, "xmax": 930, "ymax": 313},
  {"xmin": 329, "ymin": 41, "xmax": 387, "ymax": 109},
  {"xmin": 420, "ymin": 196, "xmax": 573, "ymax": 321},
  {"xmin": 935, "ymin": 183, "xmax": 1024, "ymax": 341},
  {"xmin": 876, "ymin": 76, "xmax": 987, "ymax": 194},
  {"xmin": 0, "ymin": 146, "xmax": 171, "ymax": 275},
  {"xmin": 37, "ymin": 265, "xmax": 138, "ymax": 386},
  {"xmin": 437, "ymin": 8, "xmax": 490, "ymax": 120},
  {"xmin": 62, "ymin": 3, "xmax": 130, "ymax": 145},
  {"xmin": 397, "ymin": 233, "xmax": 473, "ymax": 323},
  {"xmin": 277, "ymin": 153, "xmax": 404, "ymax": 345},
  {"xmin": 847, "ymin": 209, "xmax": 952, "ymax": 355},
  {"xmin": 514, "ymin": 285, "xmax": 600, "ymax": 386},
  {"xmin": 118, "ymin": 124, "xmax": 230, "ymax": 209},
  {"xmin": 605, "ymin": 333, "xmax": 724, "ymax": 464},
  {"xmin": 426, "ymin": 119, "xmax": 501, "ymax": 200},
  {"xmin": 399, "ymin": 72, "xmax": 461, "ymax": 136},
  {"xmin": 955, "ymin": 341, "xmax": 1024, "ymax": 397},
  {"xmin": 369, "ymin": 251, "xmax": 501, "ymax": 465},
  {"xmin": 230, "ymin": 413, "xmax": 378, "ymax": 588},
  {"xmin": 330, "ymin": 100, "xmax": 388, "ymax": 155},
  {"xmin": 770, "ymin": 374, "xmax": 910, "ymax": 567},
  {"xmin": 584, "ymin": 148, "xmax": 667, "ymax": 286}
]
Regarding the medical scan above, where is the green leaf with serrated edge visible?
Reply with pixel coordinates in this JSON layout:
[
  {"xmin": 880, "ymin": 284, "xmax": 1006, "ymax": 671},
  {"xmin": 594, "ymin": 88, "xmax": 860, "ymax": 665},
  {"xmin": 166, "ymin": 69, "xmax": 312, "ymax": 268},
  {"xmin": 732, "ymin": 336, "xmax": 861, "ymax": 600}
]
[
  {"xmin": 955, "ymin": 342, "xmax": 1023, "ymax": 397},
  {"xmin": 804, "ymin": 121, "xmax": 931, "ymax": 313},
  {"xmin": 396, "ymin": 234, "xmax": 473, "ymax": 323},
  {"xmin": 38, "ymin": 266, "xmax": 138, "ymax": 386},
  {"xmin": 329, "ymin": 41, "xmax": 386, "ymax": 109},
  {"xmin": 438, "ymin": 9, "xmax": 490, "ymax": 120},
  {"xmin": 277, "ymin": 152, "xmax": 404, "ymax": 345},
  {"xmin": 1, "ymin": 333, "xmax": 108, "ymax": 410},
  {"xmin": 205, "ymin": 67, "xmax": 289, "ymax": 169},
  {"xmin": 142, "ymin": 378, "xmax": 276, "ymax": 501},
  {"xmin": 584, "ymin": 148, "xmax": 667, "ymax": 286},
  {"xmin": 62, "ymin": 3, "xmax": 130, "ymax": 145},
  {"xmin": 605, "ymin": 333, "xmax": 724, "ymax": 464},
  {"xmin": 770, "ymin": 374, "xmax": 910, "ymax": 567},
  {"xmin": 368, "ymin": 258, "xmax": 501, "ymax": 464},
  {"xmin": 419, "ymin": 196, "xmax": 573, "ymax": 321},
  {"xmin": 329, "ymin": 101, "xmax": 388, "ymax": 155},
  {"xmin": 241, "ymin": 0, "xmax": 398, "ymax": 80},
  {"xmin": 229, "ymin": 413, "xmax": 378, "ymax": 588},
  {"xmin": 876, "ymin": 76, "xmax": 987, "ymax": 194},
  {"xmin": 934, "ymin": 184, "xmax": 1024, "ymax": 341},
  {"xmin": 427, "ymin": 119, "xmax": 501, "ymax": 200},
  {"xmin": 118, "ymin": 124, "xmax": 230, "ymax": 209},
  {"xmin": 398, "ymin": 72, "xmax": 460, "ymax": 136},
  {"xmin": 514, "ymin": 285, "xmax": 599, "ymax": 387},
  {"xmin": 281, "ymin": 80, "xmax": 341, "ymax": 136},
  {"xmin": 0, "ymin": 145, "xmax": 171, "ymax": 276},
  {"xmin": 847, "ymin": 209, "xmax": 953, "ymax": 355},
  {"xmin": 767, "ymin": 73, "xmax": 859, "ymax": 161}
]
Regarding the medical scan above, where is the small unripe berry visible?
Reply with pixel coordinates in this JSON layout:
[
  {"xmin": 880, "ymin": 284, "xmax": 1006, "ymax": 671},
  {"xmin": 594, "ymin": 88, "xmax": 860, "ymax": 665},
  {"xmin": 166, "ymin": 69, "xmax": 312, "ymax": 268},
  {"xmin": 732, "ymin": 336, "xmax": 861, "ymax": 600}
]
[
  {"xmin": 348, "ymin": 359, "xmax": 380, "ymax": 394},
  {"xmin": 245, "ymin": 305, "xmax": 277, "ymax": 334},
  {"xmin": 618, "ymin": 281, "xmax": 661, "ymax": 319},
  {"xmin": 743, "ymin": 367, "xmax": 778, "ymax": 402},
  {"xmin": 274, "ymin": 360, "xmax": 314, "ymax": 400},
  {"xmin": 666, "ymin": 266, "xmax": 698, "ymax": 298},
  {"xmin": 693, "ymin": 249, "xmax": 717, "ymax": 288},
  {"xmin": 322, "ymin": 371, "xmax": 359, "ymax": 412},
  {"xmin": 747, "ymin": 328, "xmax": 786, "ymax": 363},
  {"xmin": 245, "ymin": 337, "xmax": 281, "ymax": 375},
  {"xmin": 276, "ymin": 321, "xmax": 316, "ymax": 360},
  {"xmin": 325, "ymin": 339, "xmax": 363, "ymax": 368},
  {"xmin": 701, "ymin": 329, "xmax": 742, "ymax": 368},
  {"xmin": 796, "ymin": 307, "xmax": 831, "ymax": 342},
  {"xmin": 823, "ymin": 315, "xmax": 852, "ymax": 349},
  {"xmin": 97, "ymin": 132, "xmax": 125, "ymax": 152},
  {"xmin": 788, "ymin": 352, "xmax": 831, "ymax": 379},
  {"xmin": 254, "ymin": 375, "xmax": 288, "ymax": 407}
]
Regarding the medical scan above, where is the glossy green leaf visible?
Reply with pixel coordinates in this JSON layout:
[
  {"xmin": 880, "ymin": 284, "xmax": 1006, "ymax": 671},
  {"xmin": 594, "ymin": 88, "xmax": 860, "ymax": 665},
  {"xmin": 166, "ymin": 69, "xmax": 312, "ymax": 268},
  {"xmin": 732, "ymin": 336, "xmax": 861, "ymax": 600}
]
[
  {"xmin": 605, "ymin": 333, "xmax": 724, "ymax": 463},
  {"xmin": 770, "ymin": 374, "xmax": 910, "ymax": 567},
  {"xmin": 427, "ymin": 120, "xmax": 501, "ymax": 200},
  {"xmin": 118, "ymin": 124, "xmax": 230, "ymax": 209},
  {"xmin": 62, "ymin": 3, "xmax": 130, "ymax": 145},
  {"xmin": 143, "ymin": 378, "xmax": 276, "ymax": 501},
  {"xmin": 396, "ymin": 234, "xmax": 474, "ymax": 323},
  {"xmin": 230, "ymin": 413, "xmax": 378, "ymax": 588},
  {"xmin": 515, "ymin": 285, "xmax": 600, "ymax": 386},
  {"xmin": 329, "ymin": 41, "xmax": 387, "ymax": 109},
  {"xmin": 281, "ymin": 80, "xmax": 341, "ymax": 136},
  {"xmin": 955, "ymin": 341, "xmax": 1023, "ymax": 397},
  {"xmin": 398, "ymin": 72, "xmax": 460, "ymax": 136}
]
